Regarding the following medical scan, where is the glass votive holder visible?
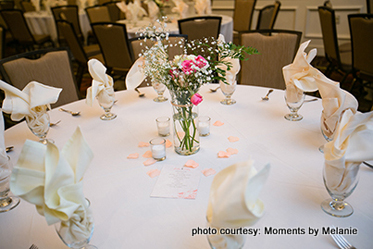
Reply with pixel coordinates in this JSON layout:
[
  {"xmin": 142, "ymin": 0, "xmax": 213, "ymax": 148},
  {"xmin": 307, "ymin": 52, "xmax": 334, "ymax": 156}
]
[
  {"xmin": 198, "ymin": 116, "xmax": 211, "ymax": 137},
  {"xmin": 150, "ymin": 138, "xmax": 166, "ymax": 161},
  {"xmin": 156, "ymin": 116, "xmax": 170, "ymax": 136}
]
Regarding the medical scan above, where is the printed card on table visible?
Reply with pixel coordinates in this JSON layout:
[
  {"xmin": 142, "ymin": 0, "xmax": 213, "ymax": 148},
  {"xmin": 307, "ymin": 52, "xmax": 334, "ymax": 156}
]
[{"xmin": 150, "ymin": 164, "xmax": 201, "ymax": 199}]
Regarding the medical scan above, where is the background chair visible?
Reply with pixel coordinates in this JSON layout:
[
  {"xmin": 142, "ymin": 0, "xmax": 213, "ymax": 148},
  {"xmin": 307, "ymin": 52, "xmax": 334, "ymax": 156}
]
[
  {"xmin": 233, "ymin": 0, "xmax": 257, "ymax": 44},
  {"xmin": 318, "ymin": 6, "xmax": 352, "ymax": 84},
  {"xmin": 368, "ymin": 0, "xmax": 372, "ymax": 14},
  {"xmin": 0, "ymin": 1, "xmax": 14, "ymax": 10},
  {"xmin": 256, "ymin": 1, "xmax": 281, "ymax": 30},
  {"xmin": 85, "ymin": 5, "xmax": 111, "ymax": 24},
  {"xmin": 239, "ymin": 29, "xmax": 302, "ymax": 89},
  {"xmin": 178, "ymin": 16, "xmax": 221, "ymax": 40},
  {"xmin": 0, "ymin": 47, "xmax": 81, "ymax": 107},
  {"xmin": 20, "ymin": 1, "xmax": 35, "ymax": 12},
  {"xmin": 104, "ymin": 1, "xmax": 125, "ymax": 22}
]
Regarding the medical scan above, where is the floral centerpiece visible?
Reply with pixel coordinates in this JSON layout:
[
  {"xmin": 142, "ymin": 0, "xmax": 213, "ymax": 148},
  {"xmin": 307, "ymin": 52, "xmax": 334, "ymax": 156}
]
[{"xmin": 127, "ymin": 19, "xmax": 259, "ymax": 155}]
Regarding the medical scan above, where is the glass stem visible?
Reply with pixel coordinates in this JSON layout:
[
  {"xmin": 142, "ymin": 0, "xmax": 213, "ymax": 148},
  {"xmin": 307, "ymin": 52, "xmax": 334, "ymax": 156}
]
[
  {"xmin": 330, "ymin": 200, "xmax": 345, "ymax": 211},
  {"xmin": 0, "ymin": 197, "xmax": 11, "ymax": 207}
]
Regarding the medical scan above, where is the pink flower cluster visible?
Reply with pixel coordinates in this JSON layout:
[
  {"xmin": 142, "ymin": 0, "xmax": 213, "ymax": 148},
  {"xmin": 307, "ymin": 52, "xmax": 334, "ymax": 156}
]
[
  {"xmin": 180, "ymin": 55, "xmax": 208, "ymax": 74},
  {"xmin": 191, "ymin": 93, "xmax": 203, "ymax": 106}
]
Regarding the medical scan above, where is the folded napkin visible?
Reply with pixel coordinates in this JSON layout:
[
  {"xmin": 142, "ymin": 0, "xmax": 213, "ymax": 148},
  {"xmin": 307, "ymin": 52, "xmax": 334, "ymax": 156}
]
[
  {"xmin": 217, "ymin": 57, "xmax": 240, "ymax": 85},
  {"xmin": 119, "ymin": 0, "xmax": 147, "ymax": 22},
  {"xmin": 116, "ymin": 1, "xmax": 131, "ymax": 19},
  {"xmin": 194, "ymin": 0, "xmax": 212, "ymax": 16},
  {"xmin": 10, "ymin": 126, "xmax": 94, "ymax": 242},
  {"xmin": 0, "ymin": 80, "xmax": 61, "ymax": 121},
  {"xmin": 207, "ymin": 160, "xmax": 270, "ymax": 247},
  {"xmin": 172, "ymin": 0, "xmax": 189, "ymax": 19},
  {"xmin": 324, "ymin": 109, "xmax": 373, "ymax": 193},
  {"xmin": 86, "ymin": 59, "xmax": 115, "ymax": 106},
  {"xmin": 31, "ymin": 0, "xmax": 40, "ymax": 11},
  {"xmin": 147, "ymin": 0, "xmax": 160, "ymax": 20}
]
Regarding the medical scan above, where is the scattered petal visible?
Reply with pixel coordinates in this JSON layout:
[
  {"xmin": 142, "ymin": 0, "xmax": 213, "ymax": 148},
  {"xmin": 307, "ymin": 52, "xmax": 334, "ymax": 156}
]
[
  {"xmin": 213, "ymin": 121, "xmax": 224, "ymax": 126},
  {"xmin": 226, "ymin": 148, "xmax": 238, "ymax": 155},
  {"xmin": 228, "ymin": 136, "xmax": 239, "ymax": 142},
  {"xmin": 147, "ymin": 169, "xmax": 161, "ymax": 178},
  {"xmin": 127, "ymin": 153, "xmax": 139, "ymax": 159},
  {"xmin": 218, "ymin": 151, "xmax": 231, "ymax": 158},
  {"xmin": 143, "ymin": 158, "xmax": 157, "ymax": 166},
  {"xmin": 201, "ymin": 168, "xmax": 216, "ymax": 177},
  {"xmin": 138, "ymin": 141, "xmax": 150, "ymax": 147},
  {"xmin": 184, "ymin": 159, "xmax": 199, "ymax": 168},
  {"xmin": 142, "ymin": 150, "xmax": 152, "ymax": 158},
  {"xmin": 165, "ymin": 139, "xmax": 172, "ymax": 148}
]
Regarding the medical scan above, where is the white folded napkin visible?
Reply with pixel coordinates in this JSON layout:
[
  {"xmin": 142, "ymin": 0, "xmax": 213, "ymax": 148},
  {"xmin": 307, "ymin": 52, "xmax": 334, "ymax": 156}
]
[
  {"xmin": 126, "ymin": 57, "xmax": 146, "ymax": 90},
  {"xmin": 10, "ymin": 126, "xmax": 94, "ymax": 242},
  {"xmin": 324, "ymin": 109, "xmax": 373, "ymax": 193},
  {"xmin": 86, "ymin": 59, "xmax": 115, "ymax": 107},
  {"xmin": 0, "ymin": 80, "xmax": 61, "ymax": 121},
  {"xmin": 147, "ymin": 0, "xmax": 160, "ymax": 20},
  {"xmin": 194, "ymin": 0, "xmax": 212, "ymax": 15},
  {"xmin": 31, "ymin": 0, "xmax": 40, "ymax": 11},
  {"xmin": 217, "ymin": 57, "xmax": 240, "ymax": 84},
  {"xmin": 122, "ymin": 0, "xmax": 147, "ymax": 22},
  {"xmin": 116, "ymin": 1, "xmax": 131, "ymax": 19},
  {"xmin": 207, "ymin": 160, "xmax": 270, "ymax": 248},
  {"xmin": 172, "ymin": 0, "xmax": 189, "ymax": 19}
]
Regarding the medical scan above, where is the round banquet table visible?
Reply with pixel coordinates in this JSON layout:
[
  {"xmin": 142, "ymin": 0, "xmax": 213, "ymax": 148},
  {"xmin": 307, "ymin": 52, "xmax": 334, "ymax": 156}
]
[
  {"xmin": 117, "ymin": 14, "xmax": 234, "ymax": 42},
  {"xmin": 1, "ymin": 85, "xmax": 372, "ymax": 248}
]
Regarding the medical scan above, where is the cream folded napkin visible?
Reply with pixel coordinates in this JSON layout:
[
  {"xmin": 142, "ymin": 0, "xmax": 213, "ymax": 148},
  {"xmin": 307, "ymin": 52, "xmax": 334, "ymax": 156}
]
[
  {"xmin": 172, "ymin": 0, "xmax": 189, "ymax": 19},
  {"xmin": 120, "ymin": 0, "xmax": 147, "ymax": 22},
  {"xmin": 207, "ymin": 160, "xmax": 270, "ymax": 248},
  {"xmin": 217, "ymin": 57, "xmax": 240, "ymax": 84},
  {"xmin": 324, "ymin": 109, "xmax": 373, "ymax": 193},
  {"xmin": 0, "ymin": 80, "xmax": 61, "ymax": 121},
  {"xmin": 31, "ymin": 0, "xmax": 40, "ymax": 11},
  {"xmin": 10, "ymin": 126, "xmax": 94, "ymax": 242},
  {"xmin": 194, "ymin": 0, "xmax": 212, "ymax": 16},
  {"xmin": 147, "ymin": 0, "xmax": 160, "ymax": 20},
  {"xmin": 86, "ymin": 59, "xmax": 115, "ymax": 107},
  {"xmin": 126, "ymin": 57, "xmax": 146, "ymax": 90}
]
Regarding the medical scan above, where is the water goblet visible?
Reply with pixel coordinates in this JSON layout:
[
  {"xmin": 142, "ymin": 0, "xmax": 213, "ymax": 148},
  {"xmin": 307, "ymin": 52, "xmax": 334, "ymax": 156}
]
[
  {"xmin": 97, "ymin": 93, "xmax": 117, "ymax": 120},
  {"xmin": 152, "ymin": 81, "xmax": 168, "ymax": 102},
  {"xmin": 319, "ymin": 112, "xmax": 338, "ymax": 153},
  {"xmin": 321, "ymin": 162, "xmax": 360, "ymax": 218},
  {"xmin": 220, "ymin": 81, "xmax": 237, "ymax": 105},
  {"xmin": 0, "ymin": 156, "xmax": 20, "ymax": 212},
  {"xmin": 206, "ymin": 219, "xmax": 246, "ymax": 249},
  {"xmin": 25, "ymin": 107, "xmax": 50, "ymax": 144},
  {"xmin": 284, "ymin": 87, "xmax": 305, "ymax": 121}
]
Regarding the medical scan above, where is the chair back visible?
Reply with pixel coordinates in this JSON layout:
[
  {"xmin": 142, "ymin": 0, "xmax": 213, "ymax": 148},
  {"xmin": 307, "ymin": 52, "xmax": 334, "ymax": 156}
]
[
  {"xmin": 67, "ymin": 0, "xmax": 76, "ymax": 4},
  {"xmin": 104, "ymin": 1, "xmax": 124, "ymax": 22},
  {"xmin": 0, "ymin": 47, "xmax": 80, "ymax": 107},
  {"xmin": 0, "ymin": 9, "xmax": 34, "ymax": 45},
  {"xmin": 0, "ymin": 1, "xmax": 15, "ymax": 10},
  {"xmin": 20, "ymin": 1, "xmax": 35, "ymax": 12},
  {"xmin": 178, "ymin": 16, "xmax": 221, "ymax": 40},
  {"xmin": 57, "ymin": 20, "xmax": 87, "ymax": 65},
  {"xmin": 52, "ymin": 5, "xmax": 83, "ymax": 44},
  {"xmin": 239, "ymin": 30, "xmax": 302, "ymax": 89},
  {"xmin": 348, "ymin": 14, "xmax": 373, "ymax": 78},
  {"xmin": 91, "ymin": 22, "xmax": 133, "ymax": 71},
  {"xmin": 368, "ymin": 0, "xmax": 373, "ymax": 14},
  {"xmin": 85, "ymin": 5, "xmax": 111, "ymax": 24},
  {"xmin": 234, "ymin": 0, "xmax": 257, "ymax": 31},
  {"xmin": 0, "ymin": 26, "xmax": 4, "ymax": 59},
  {"xmin": 98, "ymin": 0, "xmax": 111, "ymax": 5},
  {"xmin": 256, "ymin": 1, "xmax": 281, "ymax": 30}
]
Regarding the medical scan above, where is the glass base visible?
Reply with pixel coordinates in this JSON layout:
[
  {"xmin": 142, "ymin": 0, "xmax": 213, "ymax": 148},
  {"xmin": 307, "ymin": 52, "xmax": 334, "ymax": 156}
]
[
  {"xmin": 81, "ymin": 246, "xmax": 97, "ymax": 249},
  {"xmin": 153, "ymin": 96, "xmax": 168, "ymax": 102},
  {"xmin": 319, "ymin": 144, "xmax": 324, "ymax": 153},
  {"xmin": 284, "ymin": 113, "xmax": 303, "ymax": 121},
  {"xmin": 0, "ymin": 196, "xmax": 20, "ymax": 213},
  {"xmin": 220, "ymin": 98, "xmax": 236, "ymax": 105},
  {"xmin": 321, "ymin": 199, "xmax": 353, "ymax": 218},
  {"xmin": 154, "ymin": 156, "xmax": 166, "ymax": 161},
  {"xmin": 100, "ymin": 113, "xmax": 117, "ymax": 121},
  {"xmin": 200, "ymin": 132, "xmax": 210, "ymax": 137},
  {"xmin": 175, "ymin": 146, "xmax": 200, "ymax": 156}
]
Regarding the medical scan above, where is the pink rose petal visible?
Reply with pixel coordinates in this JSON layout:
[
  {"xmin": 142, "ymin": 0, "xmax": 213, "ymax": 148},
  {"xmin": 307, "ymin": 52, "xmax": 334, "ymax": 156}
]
[
  {"xmin": 166, "ymin": 139, "xmax": 172, "ymax": 148},
  {"xmin": 127, "ymin": 153, "xmax": 139, "ymax": 159},
  {"xmin": 143, "ymin": 158, "xmax": 157, "ymax": 166},
  {"xmin": 138, "ymin": 141, "xmax": 150, "ymax": 147},
  {"xmin": 226, "ymin": 147, "xmax": 238, "ymax": 155},
  {"xmin": 213, "ymin": 121, "xmax": 224, "ymax": 126},
  {"xmin": 142, "ymin": 150, "xmax": 152, "ymax": 158},
  {"xmin": 147, "ymin": 169, "xmax": 161, "ymax": 178},
  {"xmin": 228, "ymin": 136, "xmax": 239, "ymax": 142},
  {"xmin": 202, "ymin": 168, "xmax": 216, "ymax": 177},
  {"xmin": 184, "ymin": 159, "xmax": 199, "ymax": 168},
  {"xmin": 218, "ymin": 151, "xmax": 231, "ymax": 158}
]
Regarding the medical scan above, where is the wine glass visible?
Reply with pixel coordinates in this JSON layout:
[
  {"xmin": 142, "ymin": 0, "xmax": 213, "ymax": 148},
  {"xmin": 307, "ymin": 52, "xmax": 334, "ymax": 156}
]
[
  {"xmin": 0, "ymin": 156, "xmax": 20, "ymax": 212},
  {"xmin": 206, "ymin": 219, "xmax": 245, "ymax": 249},
  {"xmin": 97, "ymin": 93, "xmax": 117, "ymax": 120},
  {"xmin": 220, "ymin": 81, "xmax": 237, "ymax": 105},
  {"xmin": 321, "ymin": 162, "xmax": 360, "ymax": 218},
  {"xmin": 284, "ymin": 87, "xmax": 305, "ymax": 121},
  {"xmin": 25, "ymin": 107, "xmax": 50, "ymax": 144},
  {"xmin": 152, "ymin": 81, "xmax": 168, "ymax": 102},
  {"xmin": 319, "ymin": 112, "xmax": 338, "ymax": 153}
]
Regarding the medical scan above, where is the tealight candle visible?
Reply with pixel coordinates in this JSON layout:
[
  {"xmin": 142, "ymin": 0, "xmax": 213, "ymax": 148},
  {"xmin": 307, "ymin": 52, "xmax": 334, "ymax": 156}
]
[
  {"xmin": 199, "ymin": 116, "xmax": 211, "ymax": 137},
  {"xmin": 156, "ymin": 117, "xmax": 170, "ymax": 136},
  {"xmin": 150, "ymin": 138, "xmax": 166, "ymax": 161}
]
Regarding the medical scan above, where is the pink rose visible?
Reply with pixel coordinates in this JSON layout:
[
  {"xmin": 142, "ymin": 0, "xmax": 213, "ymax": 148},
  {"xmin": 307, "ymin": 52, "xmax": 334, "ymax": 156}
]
[
  {"xmin": 181, "ymin": 60, "xmax": 195, "ymax": 74},
  {"xmin": 191, "ymin": 93, "xmax": 203, "ymax": 106},
  {"xmin": 194, "ymin": 55, "xmax": 207, "ymax": 68}
]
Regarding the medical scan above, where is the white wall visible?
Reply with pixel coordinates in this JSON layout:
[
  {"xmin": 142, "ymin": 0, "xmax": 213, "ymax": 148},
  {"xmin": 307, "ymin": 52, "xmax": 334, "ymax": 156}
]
[{"xmin": 211, "ymin": 0, "xmax": 366, "ymax": 55}]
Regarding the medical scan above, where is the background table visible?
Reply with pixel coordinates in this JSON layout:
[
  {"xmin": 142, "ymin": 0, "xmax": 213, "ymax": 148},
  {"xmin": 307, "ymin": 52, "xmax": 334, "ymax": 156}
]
[{"xmin": 1, "ymin": 85, "xmax": 372, "ymax": 248}]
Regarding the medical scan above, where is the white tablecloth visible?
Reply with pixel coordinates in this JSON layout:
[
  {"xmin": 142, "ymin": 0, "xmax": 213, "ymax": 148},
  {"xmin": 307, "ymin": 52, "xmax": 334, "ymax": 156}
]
[
  {"xmin": 1, "ymin": 85, "xmax": 372, "ymax": 248},
  {"xmin": 117, "ymin": 14, "xmax": 233, "ymax": 42}
]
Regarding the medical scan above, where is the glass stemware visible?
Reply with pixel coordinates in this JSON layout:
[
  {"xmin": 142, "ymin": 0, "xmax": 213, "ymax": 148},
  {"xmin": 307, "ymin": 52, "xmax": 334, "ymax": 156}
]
[
  {"xmin": 0, "ymin": 156, "xmax": 20, "ymax": 213},
  {"xmin": 97, "ymin": 93, "xmax": 117, "ymax": 120},
  {"xmin": 220, "ymin": 81, "xmax": 237, "ymax": 105},
  {"xmin": 152, "ymin": 81, "xmax": 168, "ymax": 102},
  {"xmin": 284, "ymin": 87, "xmax": 305, "ymax": 121},
  {"xmin": 206, "ymin": 220, "xmax": 245, "ymax": 249},
  {"xmin": 319, "ymin": 112, "xmax": 338, "ymax": 153},
  {"xmin": 25, "ymin": 107, "xmax": 50, "ymax": 144},
  {"xmin": 321, "ymin": 162, "xmax": 360, "ymax": 218}
]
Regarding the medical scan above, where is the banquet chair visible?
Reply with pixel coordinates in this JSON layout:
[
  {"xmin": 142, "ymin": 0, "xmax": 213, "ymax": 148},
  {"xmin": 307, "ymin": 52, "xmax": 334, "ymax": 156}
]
[
  {"xmin": 318, "ymin": 6, "xmax": 352, "ymax": 85},
  {"xmin": 0, "ymin": 9, "xmax": 53, "ymax": 51},
  {"xmin": 348, "ymin": 14, "xmax": 373, "ymax": 97},
  {"xmin": 0, "ymin": 26, "xmax": 4, "ymax": 59},
  {"xmin": 233, "ymin": 0, "xmax": 257, "ymax": 45},
  {"xmin": 0, "ymin": 1, "xmax": 14, "ymax": 10},
  {"xmin": 85, "ymin": 5, "xmax": 111, "ymax": 24},
  {"xmin": 20, "ymin": 1, "xmax": 35, "ymax": 12},
  {"xmin": 0, "ymin": 47, "xmax": 81, "ymax": 107},
  {"xmin": 368, "ymin": 0, "xmax": 373, "ymax": 14},
  {"xmin": 104, "ymin": 1, "xmax": 125, "ymax": 22},
  {"xmin": 178, "ymin": 16, "xmax": 221, "ymax": 40},
  {"xmin": 239, "ymin": 29, "xmax": 302, "ymax": 89},
  {"xmin": 98, "ymin": 0, "xmax": 111, "ymax": 5},
  {"xmin": 57, "ymin": 20, "xmax": 103, "ymax": 89},
  {"xmin": 256, "ymin": 1, "xmax": 281, "ymax": 30}
]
